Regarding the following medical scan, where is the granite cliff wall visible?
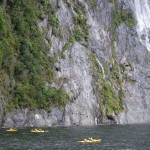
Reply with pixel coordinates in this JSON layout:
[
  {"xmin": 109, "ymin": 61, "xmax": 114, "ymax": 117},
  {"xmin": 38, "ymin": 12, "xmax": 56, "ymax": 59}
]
[{"xmin": 1, "ymin": 0, "xmax": 150, "ymax": 127}]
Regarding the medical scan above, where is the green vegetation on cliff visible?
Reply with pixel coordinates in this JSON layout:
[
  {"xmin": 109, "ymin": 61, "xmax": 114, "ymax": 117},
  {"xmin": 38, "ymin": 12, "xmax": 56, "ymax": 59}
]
[
  {"xmin": 89, "ymin": 0, "xmax": 131, "ymax": 117},
  {"xmin": 89, "ymin": 53, "xmax": 123, "ymax": 116},
  {"xmin": 110, "ymin": 0, "xmax": 135, "ymax": 29},
  {"xmin": 61, "ymin": 0, "xmax": 89, "ymax": 58},
  {"xmin": 0, "ymin": 0, "xmax": 68, "ymax": 112}
]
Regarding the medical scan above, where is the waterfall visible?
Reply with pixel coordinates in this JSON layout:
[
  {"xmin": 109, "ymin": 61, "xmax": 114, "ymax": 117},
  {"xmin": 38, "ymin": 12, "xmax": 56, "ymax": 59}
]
[
  {"xmin": 96, "ymin": 58, "xmax": 105, "ymax": 79},
  {"xmin": 134, "ymin": 0, "xmax": 150, "ymax": 51}
]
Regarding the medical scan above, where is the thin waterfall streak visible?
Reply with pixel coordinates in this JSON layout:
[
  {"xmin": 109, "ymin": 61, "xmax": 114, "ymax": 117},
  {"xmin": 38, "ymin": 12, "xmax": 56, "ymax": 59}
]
[
  {"xmin": 134, "ymin": 0, "xmax": 150, "ymax": 51},
  {"xmin": 96, "ymin": 58, "xmax": 105, "ymax": 79}
]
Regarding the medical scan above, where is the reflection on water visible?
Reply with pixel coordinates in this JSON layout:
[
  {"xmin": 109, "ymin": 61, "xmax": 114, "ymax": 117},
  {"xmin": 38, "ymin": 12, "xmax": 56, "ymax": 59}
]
[{"xmin": 0, "ymin": 124, "xmax": 150, "ymax": 150}]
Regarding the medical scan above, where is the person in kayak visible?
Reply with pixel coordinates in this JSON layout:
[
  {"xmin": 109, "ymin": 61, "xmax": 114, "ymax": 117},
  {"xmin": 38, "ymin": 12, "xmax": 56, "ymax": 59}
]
[{"xmin": 88, "ymin": 137, "xmax": 93, "ymax": 140}]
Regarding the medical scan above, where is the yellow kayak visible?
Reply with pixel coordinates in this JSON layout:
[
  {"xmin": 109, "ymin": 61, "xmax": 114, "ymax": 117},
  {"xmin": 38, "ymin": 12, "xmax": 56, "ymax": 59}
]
[
  {"xmin": 78, "ymin": 139, "xmax": 101, "ymax": 143},
  {"xmin": 31, "ymin": 128, "xmax": 48, "ymax": 133},
  {"xmin": 6, "ymin": 128, "xmax": 17, "ymax": 132}
]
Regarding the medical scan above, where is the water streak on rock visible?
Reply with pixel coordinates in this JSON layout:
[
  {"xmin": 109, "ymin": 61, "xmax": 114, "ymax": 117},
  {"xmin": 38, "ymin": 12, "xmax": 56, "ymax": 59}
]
[
  {"xmin": 134, "ymin": 0, "xmax": 150, "ymax": 51},
  {"xmin": 96, "ymin": 58, "xmax": 105, "ymax": 79}
]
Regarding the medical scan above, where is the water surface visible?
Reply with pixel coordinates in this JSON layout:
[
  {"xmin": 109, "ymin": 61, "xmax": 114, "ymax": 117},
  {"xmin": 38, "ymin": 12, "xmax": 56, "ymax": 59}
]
[{"xmin": 0, "ymin": 124, "xmax": 150, "ymax": 150}]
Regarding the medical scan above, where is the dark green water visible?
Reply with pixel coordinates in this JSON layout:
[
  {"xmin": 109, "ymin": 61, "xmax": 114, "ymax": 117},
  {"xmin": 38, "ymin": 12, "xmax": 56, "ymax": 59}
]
[{"xmin": 0, "ymin": 124, "xmax": 150, "ymax": 150}]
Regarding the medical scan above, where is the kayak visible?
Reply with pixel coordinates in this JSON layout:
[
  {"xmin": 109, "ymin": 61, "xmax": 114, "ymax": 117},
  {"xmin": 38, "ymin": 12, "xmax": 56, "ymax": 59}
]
[
  {"xmin": 6, "ymin": 128, "xmax": 17, "ymax": 132},
  {"xmin": 78, "ymin": 139, "xmax": 101, "ymax": 143},
  {"xmin": 31, "ymin": 130, "xmax": 48, "ymax": 133},
  {"xmin": 31, "ymin": 129, "xmax": 48, "ymax": 133}
]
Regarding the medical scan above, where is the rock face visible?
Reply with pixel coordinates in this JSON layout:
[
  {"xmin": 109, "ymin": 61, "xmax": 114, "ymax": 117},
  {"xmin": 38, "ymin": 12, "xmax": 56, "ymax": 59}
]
[
  {"xmin": 58, "ymin": 43, "xmax": 98, "ymax": 126},
  {"xmin": 115, "ymin": 24, "xmax": 150, "ymax": 124},
  {"xmin": 116, "ymin": 0, "xmax": 150, "ymax": 124},
  {"xmin": 1, "ymin": 0, "xmax": 150, "ymax": 127}
]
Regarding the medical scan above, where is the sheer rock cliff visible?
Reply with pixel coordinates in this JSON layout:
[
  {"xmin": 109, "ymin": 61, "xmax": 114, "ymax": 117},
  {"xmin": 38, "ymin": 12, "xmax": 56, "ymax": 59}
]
[{"xmin": 1, "ymin": 0, "xmax": 150, "ymax": 127}]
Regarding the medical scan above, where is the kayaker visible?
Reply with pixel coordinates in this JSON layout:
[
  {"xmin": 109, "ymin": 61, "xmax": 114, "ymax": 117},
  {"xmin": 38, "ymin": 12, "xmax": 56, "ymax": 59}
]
[{"xmin": 89, "ymin": 137, "xmax": 93, "ymax": 140}]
